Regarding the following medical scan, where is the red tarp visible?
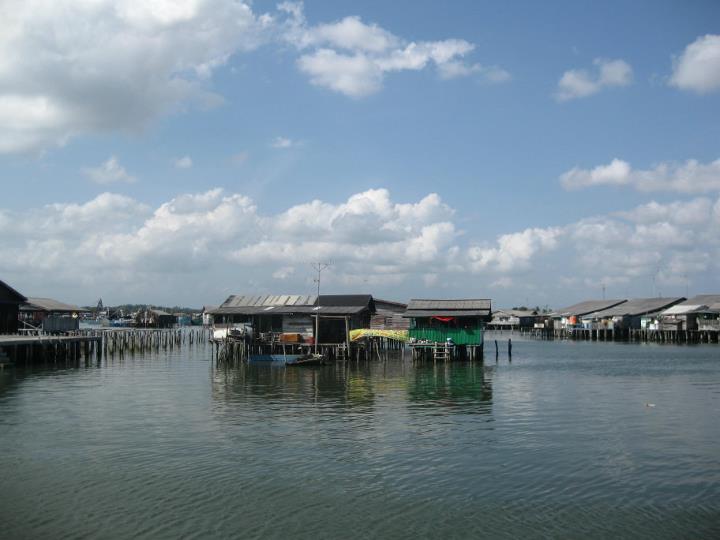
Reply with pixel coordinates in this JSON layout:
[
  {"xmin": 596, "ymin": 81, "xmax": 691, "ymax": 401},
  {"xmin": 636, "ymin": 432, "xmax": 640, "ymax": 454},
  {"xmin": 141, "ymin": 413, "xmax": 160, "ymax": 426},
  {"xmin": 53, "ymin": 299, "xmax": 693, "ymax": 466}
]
[{"xmin": 432, "ymin": 316, "xmax": 455, "ymax": 322}]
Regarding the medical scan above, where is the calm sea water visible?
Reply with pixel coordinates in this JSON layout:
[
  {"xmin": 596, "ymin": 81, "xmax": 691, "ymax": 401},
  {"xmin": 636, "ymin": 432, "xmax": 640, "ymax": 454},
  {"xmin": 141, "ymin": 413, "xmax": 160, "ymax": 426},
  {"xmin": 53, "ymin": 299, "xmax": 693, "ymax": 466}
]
[{"xmin": 1, "ymin": 334, "xmax": 719, "ymax": 539}]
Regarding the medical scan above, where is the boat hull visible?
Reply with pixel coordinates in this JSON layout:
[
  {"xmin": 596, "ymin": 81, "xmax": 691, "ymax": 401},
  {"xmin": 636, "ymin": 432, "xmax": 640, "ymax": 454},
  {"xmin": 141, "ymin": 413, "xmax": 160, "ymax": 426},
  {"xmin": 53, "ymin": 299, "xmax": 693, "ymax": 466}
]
[{"xmin": 248, "ymin": 354, "xmax": 325, "ymax": 366}]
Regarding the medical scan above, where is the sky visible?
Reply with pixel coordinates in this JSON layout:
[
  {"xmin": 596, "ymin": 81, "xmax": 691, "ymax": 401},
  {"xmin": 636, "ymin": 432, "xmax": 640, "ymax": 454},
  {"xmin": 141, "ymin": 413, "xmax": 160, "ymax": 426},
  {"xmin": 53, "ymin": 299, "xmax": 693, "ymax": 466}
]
[{"xmin": 1, "ymin": 0, "xmax": 719, "ymax": 308}]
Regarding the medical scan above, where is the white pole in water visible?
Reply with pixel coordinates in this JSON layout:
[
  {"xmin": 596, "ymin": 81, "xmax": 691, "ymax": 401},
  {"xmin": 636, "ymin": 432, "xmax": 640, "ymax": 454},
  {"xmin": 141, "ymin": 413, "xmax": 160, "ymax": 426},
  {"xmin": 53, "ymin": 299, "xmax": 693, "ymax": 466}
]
[{"xmin": 312, "ymin": 262, "xmax": 330, "ymax": 354}]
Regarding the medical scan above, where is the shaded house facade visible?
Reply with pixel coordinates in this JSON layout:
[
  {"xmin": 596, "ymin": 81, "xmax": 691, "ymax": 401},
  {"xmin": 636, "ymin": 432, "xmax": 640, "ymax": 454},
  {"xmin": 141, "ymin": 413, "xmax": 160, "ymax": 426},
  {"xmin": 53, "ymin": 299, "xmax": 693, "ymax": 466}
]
[
  {"xmin": 552, "ymin": 299, "xmax": 627, "ymax": 330},
  {"xmin": 0, "ymin": 280, "xmax": 27, "ymax": 334},
  {"xmin": 661, "ymin": 295, "xmax": 720, "ymax": 332},
  {"xmin": 697, "ymin": 302, "xmax": 720, "ymax": 332},
  {"xmin": 210, "ymin": 294, "xmax": 376, "ymax": 344},
  {"xmin": 370, "ymin": 299, "xmax": 409, "ymax": 330},
  {"xmin": 201, "ymin": 306, "xmax": 217, "ymax": 327},
  {"xmin": 19, "ymin": 297, "xmax": 87, "ymax": 333},
  {"xmin": 404, "ymin": 299, "xmax": 492, "ymax": 346},
  {"xmin": 136, "ymin": 309, "xmax": 176, "ymax": 328},
  {"xmin": 581, "ymin": 297, "xmax": 685, "ymax": 331}
]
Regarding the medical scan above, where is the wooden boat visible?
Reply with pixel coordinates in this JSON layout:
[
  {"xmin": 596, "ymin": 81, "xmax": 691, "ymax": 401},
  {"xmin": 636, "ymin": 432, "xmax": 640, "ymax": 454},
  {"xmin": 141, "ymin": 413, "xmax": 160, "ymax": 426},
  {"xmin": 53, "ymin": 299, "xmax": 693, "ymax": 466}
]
[
  {"xmin": 248, "ymin": 353, "xmax": 325, "ymax": 366},
  {"xmin": 286, "ymin": 353, "xmax": 325, "ymax": 367}
]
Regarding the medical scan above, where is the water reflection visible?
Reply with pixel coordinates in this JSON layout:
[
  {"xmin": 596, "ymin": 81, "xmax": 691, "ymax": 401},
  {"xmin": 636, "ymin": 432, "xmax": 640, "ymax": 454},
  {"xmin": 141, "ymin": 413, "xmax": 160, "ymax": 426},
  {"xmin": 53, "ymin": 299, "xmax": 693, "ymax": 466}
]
[
  {"xmin": 210, "ymin": 355, "xmax": 494, "ymax": 416},
  {"xmin": 408, "ymin": 363, "xmax": 493, "ymax": 413}
]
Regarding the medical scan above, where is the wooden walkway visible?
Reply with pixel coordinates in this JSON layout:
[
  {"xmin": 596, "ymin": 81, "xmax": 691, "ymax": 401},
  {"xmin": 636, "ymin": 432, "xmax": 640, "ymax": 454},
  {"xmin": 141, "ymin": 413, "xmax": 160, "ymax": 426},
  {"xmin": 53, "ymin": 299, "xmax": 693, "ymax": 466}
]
[
  {"xmin": 0, "ymin": 334, "xmax": 102, "ymax": 366},
  {"xmin": 0, "ymin": 328, "xmax": 210, "ymax": 367}
]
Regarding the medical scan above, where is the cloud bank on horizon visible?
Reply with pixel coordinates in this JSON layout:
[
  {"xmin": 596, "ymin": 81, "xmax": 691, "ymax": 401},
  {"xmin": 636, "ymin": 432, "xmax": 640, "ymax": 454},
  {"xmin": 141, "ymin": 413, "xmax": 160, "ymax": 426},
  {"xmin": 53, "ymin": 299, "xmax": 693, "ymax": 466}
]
[{"xmin": 1, "ymin": 188, "xmax": 719, "ymax": 305}]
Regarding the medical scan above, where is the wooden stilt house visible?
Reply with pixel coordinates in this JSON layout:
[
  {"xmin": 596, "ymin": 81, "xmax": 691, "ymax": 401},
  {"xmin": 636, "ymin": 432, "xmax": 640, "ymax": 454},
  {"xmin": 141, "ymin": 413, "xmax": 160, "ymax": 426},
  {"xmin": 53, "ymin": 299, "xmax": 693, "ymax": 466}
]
[{"xmin": 403, "ymin": 299, "xmax": 492, "ymax": 360}]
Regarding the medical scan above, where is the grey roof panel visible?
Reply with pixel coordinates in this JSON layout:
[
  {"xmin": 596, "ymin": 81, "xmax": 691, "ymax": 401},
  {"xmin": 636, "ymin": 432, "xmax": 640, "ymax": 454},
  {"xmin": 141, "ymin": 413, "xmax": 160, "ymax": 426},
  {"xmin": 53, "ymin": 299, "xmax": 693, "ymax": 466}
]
[
  {"xmin": 680, "ymin": 294, "xmax": 720, "ymax": 306},
  {"xmin": 587, "ymin": 297, "xmax": 685, "ymax": 319},
  {"xmin": 402, "ymin": 309, "xmax": 492, "ymax": 317},
  {"xmin": 553, "ymin": 299, "xmax": 626, "ymax": 317},
  {"xmin": 21, "ymin": 297, "xmax": 87, "ymax": 313},
  {"xmin": 407, "ymin": 299, "xmax": 491, "ymax": 311}
]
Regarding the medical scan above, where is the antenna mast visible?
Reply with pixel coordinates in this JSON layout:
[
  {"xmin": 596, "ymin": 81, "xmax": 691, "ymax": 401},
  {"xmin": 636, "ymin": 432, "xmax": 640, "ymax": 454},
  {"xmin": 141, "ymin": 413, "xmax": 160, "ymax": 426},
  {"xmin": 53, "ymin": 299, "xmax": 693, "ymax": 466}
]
[{"xmin": 312, "ymin": 262, "xmax": 330, "ymax": 354}]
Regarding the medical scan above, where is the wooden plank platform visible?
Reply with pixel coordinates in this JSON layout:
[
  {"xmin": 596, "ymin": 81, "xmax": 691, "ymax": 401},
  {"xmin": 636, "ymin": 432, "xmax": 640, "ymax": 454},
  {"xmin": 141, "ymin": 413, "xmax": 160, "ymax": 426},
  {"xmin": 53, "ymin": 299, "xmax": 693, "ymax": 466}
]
[{"xmin": 0, "ymin": 335, "xmax": 101, "ymax": 346}]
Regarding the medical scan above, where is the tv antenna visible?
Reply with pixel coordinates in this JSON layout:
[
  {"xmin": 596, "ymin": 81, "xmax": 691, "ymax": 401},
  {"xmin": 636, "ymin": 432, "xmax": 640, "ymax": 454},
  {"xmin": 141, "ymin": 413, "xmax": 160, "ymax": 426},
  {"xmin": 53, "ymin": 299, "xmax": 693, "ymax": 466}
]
[{"xmin": 312, "ymin": 262, "xmax": 330, "ymax": 354}]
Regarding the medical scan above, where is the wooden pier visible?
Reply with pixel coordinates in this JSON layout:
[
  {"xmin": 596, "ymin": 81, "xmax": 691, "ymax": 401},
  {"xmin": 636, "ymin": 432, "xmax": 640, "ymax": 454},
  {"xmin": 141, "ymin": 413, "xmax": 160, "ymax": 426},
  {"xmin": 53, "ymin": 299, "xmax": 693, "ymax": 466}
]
[
  {"xmin": 491, "ymin": 326, "xmax": 720, "ymax": 344},
  {"xmin": 0, "ymin": 334, "xmax": 102, "ymax": 367},
  {"xmin": 0, "ymin": 327, "xmax": 211, "ymax": 367}
]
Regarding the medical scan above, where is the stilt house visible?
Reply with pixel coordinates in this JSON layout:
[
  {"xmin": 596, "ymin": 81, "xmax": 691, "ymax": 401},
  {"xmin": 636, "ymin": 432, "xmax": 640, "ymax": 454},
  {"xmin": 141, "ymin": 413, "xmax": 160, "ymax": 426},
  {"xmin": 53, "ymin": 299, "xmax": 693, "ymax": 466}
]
[
  {"xmin": 403, "ymin": 299, "xmax": 492, "ymax": 346},
  {"xmin": 210, "ymin": 294, "xmax": 375, "ymax": 344}
]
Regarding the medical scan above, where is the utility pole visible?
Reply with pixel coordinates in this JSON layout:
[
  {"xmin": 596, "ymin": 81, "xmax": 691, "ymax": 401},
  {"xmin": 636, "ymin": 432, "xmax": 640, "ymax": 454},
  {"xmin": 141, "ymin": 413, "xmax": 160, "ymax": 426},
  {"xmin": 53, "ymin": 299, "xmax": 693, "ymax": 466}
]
[{"xmin": 312, "ymin": 262, "xmax": 330, "ymax": 354}]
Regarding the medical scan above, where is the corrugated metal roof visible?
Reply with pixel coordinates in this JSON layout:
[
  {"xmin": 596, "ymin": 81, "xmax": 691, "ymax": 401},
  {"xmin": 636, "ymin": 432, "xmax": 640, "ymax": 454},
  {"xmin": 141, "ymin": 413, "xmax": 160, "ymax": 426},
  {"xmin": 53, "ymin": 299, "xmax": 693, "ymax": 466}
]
[
  {"xmin": 552, "ymin": 299, "xmax": 626, "ymax": 317},
  {"xmin": 585, "ymin": 297, "xmax": 685, "ymax": 319},
  {"xmin": 407, "ymin": 299, "xmax": 491, "ymax": 311},
  {"xmin": 662, "ymin": 304, "xmax": 706, "ymax": 315},
  {"xmin": 219, "ymin": 294, "xmax": 318, "ymax": 309},
  {"xmin": 21, "ymin": 297, "xmax": 87, "ymax": 313},
  {"xmin": 210, "ymin": 294, "xmax": 373, "ymax": 316},
  {"xmin": 403, "ymin": 309, "xmax": 492, "ymax": 317},
  {"xmin": 374, "ymin": 298, "xmax": 408, "ymax": 310},
  {"xmin": 493, "ymin": 309, "xmax": 538, "ymax": 317},
  {"xmin": 679, "ymin": 294, "xmax": 720, "ymax": 306}
]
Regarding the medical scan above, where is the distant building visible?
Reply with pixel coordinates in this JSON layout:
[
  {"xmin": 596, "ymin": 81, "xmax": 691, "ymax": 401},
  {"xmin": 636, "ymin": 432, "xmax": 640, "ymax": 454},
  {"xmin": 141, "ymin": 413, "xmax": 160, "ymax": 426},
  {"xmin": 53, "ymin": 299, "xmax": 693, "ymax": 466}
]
[
  {"xmin": 0, "ymin": 280, "xmax": 27, "ymax": 334},
  {"xmin": 488, "ymin": 309, "xmax": 539, "ymax": 330},
  {"xmin": 661, "ymin": 295, "xmax": 720, "ymax": 332},
  {"xmin": 136, "ymin": 309, "xmax": 176, "ymax": 328},
  {"xmin": 20, "ymin": 297, "xmax": 88, "ymax": 333},
  {"xmin": 581, "ymin": 297, "xmax": 685, "ymax": 331},
  {"xmin": 697, "ymin": 302, "xmax": 720, "ymax": 333},
  {"xmin": 551, "ymin": 299, "xmax": 626, "ymax": 330},
  {"xmin": 201, "ymin": 306, "xmax": 217, "ymax": 327}
]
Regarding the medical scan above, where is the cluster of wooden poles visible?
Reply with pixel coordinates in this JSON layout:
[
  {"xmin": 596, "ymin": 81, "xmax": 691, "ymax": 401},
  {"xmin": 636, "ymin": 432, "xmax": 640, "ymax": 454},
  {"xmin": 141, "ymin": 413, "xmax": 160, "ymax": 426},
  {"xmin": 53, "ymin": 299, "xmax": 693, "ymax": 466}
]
[
  {"xmin": 1, "ymin": 328, "xmax": 213, "ymax": 367},
  {"xmin": 211, "ymin": 336, "xmax": 415, "ymax": 366}
]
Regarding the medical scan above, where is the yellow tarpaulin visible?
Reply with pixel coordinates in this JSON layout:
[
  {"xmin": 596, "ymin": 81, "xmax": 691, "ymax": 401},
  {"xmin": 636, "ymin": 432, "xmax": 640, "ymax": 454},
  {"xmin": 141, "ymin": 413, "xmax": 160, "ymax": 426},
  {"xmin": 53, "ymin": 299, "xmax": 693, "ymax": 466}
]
[{"xmin": 349, "ymin": 329, "xmax": 409, "ymax": 342}]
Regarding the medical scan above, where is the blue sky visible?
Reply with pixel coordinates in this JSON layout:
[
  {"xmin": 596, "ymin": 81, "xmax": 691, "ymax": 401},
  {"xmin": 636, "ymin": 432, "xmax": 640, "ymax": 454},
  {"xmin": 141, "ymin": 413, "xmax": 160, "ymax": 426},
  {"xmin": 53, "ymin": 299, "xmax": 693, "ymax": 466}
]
[{"xmin": 1, "ymin": 0, "xmax": 719, "ymax": 307}]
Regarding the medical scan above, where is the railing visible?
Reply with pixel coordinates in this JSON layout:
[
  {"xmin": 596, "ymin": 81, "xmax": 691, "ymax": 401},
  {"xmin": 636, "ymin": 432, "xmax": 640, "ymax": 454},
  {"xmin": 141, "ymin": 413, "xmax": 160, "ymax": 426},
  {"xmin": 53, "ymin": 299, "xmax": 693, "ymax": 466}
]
[
  {"xmin": 698, "ymin": 320, "xmax": 720, "ymax": 331},
  {"xmin": 409, "ymin": 327, "xmax": 483, "ymax": 346}
]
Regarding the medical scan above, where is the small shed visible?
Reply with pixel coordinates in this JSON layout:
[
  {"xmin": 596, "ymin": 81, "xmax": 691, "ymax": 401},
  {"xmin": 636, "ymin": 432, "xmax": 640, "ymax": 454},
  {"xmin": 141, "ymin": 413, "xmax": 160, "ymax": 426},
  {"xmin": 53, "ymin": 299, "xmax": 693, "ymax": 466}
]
[
  {"xmin": 698, "ymin": 302, "xmax": 720, "ymax": 332},
  {"xmin": 136, "ymin": 309, "xmax": 176, "ymax": 328},
  {"xmin": 403, "ymin": 299, "xmax": 492, "ymax": 346},
  {"xmin": 201, "ymin": 306, "xmax": 217, "ymax": 327},
  {"xmin": 0, "ymin": 280, "xmax": 27, "ymax": 334},
  {"xmin": 488, "ymin": 309, "xmax": 539, "ymax": 330},
  {"xmin": 20, "ymin": 297, "xmax": 88, "ymax": 332}
]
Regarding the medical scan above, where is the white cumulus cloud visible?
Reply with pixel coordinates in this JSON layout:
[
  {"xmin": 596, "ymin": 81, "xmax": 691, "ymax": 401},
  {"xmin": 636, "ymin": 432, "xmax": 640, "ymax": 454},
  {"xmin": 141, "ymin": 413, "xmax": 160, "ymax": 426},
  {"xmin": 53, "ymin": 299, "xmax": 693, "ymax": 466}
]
[
  {"xmin": 271, "ymin": 136, "xmax": 296, "ymax": 149},
  {"xmin": 175, "ymin": 156, "xmax": 193, "ymax": 169},
  {"xmin": 281, "ymin": 2, "xmax": 507, "ymax": 98},
  {"xmin": 1, "ymin": 188, "xmax": 719, "ymax": 305},
  {"xmin": 669, "ymin": 34, "xmax": 720, "ymax": 94},
  {"xmin": 0, "ymin": 0, "xmax": 273, "ymax": 154},
  {"xmin": 555, "ymin": 58, "xmax": 633, "ymax": 101},
  {"xmin": 560, "ymin": 157, "xmax": 720, "ymax": 193},
  {"xmin": 0, "ymin": 0, "xmax": 494, "ymax": 153},
  {"xmin": 83, "ymin": 156, "xmax": 137, "ymax": 184}
]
